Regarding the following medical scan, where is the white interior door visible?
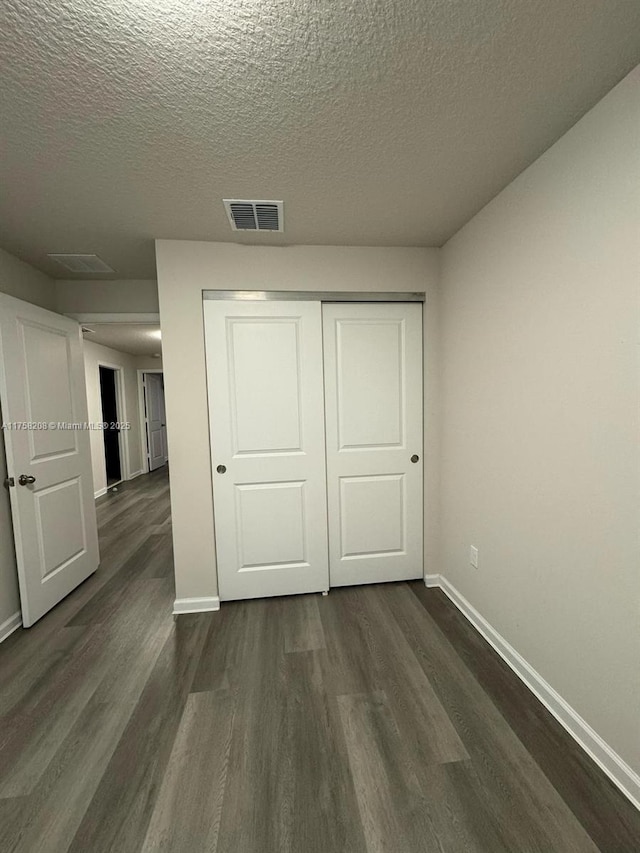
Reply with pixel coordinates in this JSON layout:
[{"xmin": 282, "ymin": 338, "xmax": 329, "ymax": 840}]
[
  {"xmin": 145, "ymin": 373, "xmax": 167, "ymax": 471},
  {"xmin": 0, "ymin": 294, "xmax": 100, "ymax": 626},
  {"xmin": 323, "ymin": 302, "xmax": 423, "ymax": 586},
  {"xmin": 204, "ymin": 300, "xmax": 329, "ymax": 601}
]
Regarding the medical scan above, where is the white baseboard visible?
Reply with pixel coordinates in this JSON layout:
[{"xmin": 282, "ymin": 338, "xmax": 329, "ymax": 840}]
[
  {"xmin": 0, "ymin": 611, "xmax": 22, "ymax": 643},
  {"xmin": 173, "ymin": 596, "xmax": 220, "ymax": 615},
  {"xmin": 94, "ymin": 486, "xmax": 108, "ymax": 499},
  {"xmin": 128, "ymin": 470, "xmax": 144, "ymax": 481},
  {"xmin": 424, "ymin": 573, "xmax": 640, "ymax": 812}
]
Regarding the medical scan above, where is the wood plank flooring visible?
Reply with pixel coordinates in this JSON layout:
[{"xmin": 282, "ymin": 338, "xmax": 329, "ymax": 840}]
[{"xmin": 1, "ymin": 467, "xmax": 638, "ymax": 852}]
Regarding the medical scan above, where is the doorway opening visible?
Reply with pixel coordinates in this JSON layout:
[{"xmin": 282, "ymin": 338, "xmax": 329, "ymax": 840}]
[
  {"xmin": 99, "ymin": 366, "xmax": 123, "ymax": 487},
  {"xmin": 140, "ymin": 370, "xmax": 168, "ymax": 472}
]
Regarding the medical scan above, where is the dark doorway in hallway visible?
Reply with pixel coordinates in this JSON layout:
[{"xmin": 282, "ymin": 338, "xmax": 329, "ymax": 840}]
[{"xmin": 99, "ymin": 365, "xmax": 122, "ymax": 487}]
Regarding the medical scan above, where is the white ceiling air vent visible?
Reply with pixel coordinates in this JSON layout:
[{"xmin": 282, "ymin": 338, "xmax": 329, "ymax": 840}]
[
  {"xmin": 47, "ymin": 253, "xmax": 114, "ymax": 273},
  {"xmin": 223, "ymin": 200, "xmax": 284, "ymax": 232}
]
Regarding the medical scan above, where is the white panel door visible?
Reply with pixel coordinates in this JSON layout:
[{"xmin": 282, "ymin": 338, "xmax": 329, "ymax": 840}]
[
  {"xmin": 0, "ymin": 294, "xmax": 100, "ymax": 626},
  {"xmin": 323, "ymin": 302, "xmax": 423, "ymax": 586},
  {"xmin": 145, "ymin": 373, "xmax": 167, "ymax": 471},
  {"xmin": 204, "ymin": 300, "xmax": 329, "ymax": 601}
]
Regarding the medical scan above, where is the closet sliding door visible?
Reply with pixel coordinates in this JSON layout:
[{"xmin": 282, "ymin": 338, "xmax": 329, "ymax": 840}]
[
  {"xmin": 204, "ymin": 300, "xmax": 329, "ymax": 601},
  {"xmin": 322, "ymin": 302, "xmax": 423, "ymax": 586}
]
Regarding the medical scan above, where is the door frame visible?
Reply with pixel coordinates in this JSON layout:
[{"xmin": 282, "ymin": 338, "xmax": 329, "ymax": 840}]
[
  {"xmin": 203, "ymin": 291, "xmax": 424, "ymax": 302},
  {"xmin": 137, "ymin": 369, "xmax": 166, "ymax": 474},
  {"xmin": 65, "ymin": 312, "xmax": 163, "ymax": 483},
  {"xmin": 97, "ymin": 361, "xmax": 128, "ymax": 487}
]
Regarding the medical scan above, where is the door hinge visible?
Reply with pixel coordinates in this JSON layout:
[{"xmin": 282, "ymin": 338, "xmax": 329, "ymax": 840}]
[{"xmin": 4, "ymin": 476, "xmax": 15, "ymax": 488}]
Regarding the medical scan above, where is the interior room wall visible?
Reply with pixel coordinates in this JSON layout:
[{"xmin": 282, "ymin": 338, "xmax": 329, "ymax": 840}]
[
  {"xmin": 55, "ymin": 279, "xmax": 159, "ymax": 314},
  {"xmin": 0, "ymin": 247, "xmax": 56, "ymax": 311},
  {"xmin": 136, "ymin": 355, "xmax": 163, "ymax": 370},
  {"xmin": 155, "ymin": 242, "xmax": 440, "ymax": 607},
  {"xmin": 0, "ymin": 249, "xmax": 57, "ymax": 635},
  {"xmin": 82, "ymin": 339, "xmax": 145, "ymax": 497},
  {"xmin": 439, "ymin": 67, "xmax": 639, "ymax": 777}
]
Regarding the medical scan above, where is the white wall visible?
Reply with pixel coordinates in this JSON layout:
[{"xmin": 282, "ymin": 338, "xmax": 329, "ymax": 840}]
[
  {"xmin": 55, "ymin": 279, "xmax": 159, "ymax": 314},
  {"xmin": 440, "ymin": 67, "xmax": 639, "ymax": 777},
  {"xmin": 155, "ymin": 242, "xmax": 440, "ymax": 605},
  {"xmin": 0, "ymin": 247, "xmax": 56, "ymax": 311},
  {"xmin": 83, "ymin": 340, "xmax": 145, "ymax": 497},
  {"xmin": 0, "ymin": 250, "xmax": 57, "ymax": 631},
  {"xmin": 136, "ymin": 355, "xmax": 163, "ymax": 370}
]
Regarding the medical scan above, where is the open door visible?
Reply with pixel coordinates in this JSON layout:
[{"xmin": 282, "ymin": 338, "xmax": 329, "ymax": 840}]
[
  {"xmin": 144, "ymin": 373, "xmax": 167, "ymax": 471},
  {"xmin": 0, "ymin": 294, "xmax": 99, "ymax": 627}
]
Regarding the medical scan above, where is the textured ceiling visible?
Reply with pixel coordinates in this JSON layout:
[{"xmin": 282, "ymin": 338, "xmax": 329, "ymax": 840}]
[
  {"xmin": 83, "ymin": 323, "xmax": 162, "ymax": 356},
  {"xmin": 1, "ymin": 0, "xmax": 639, "ymax": 279}
]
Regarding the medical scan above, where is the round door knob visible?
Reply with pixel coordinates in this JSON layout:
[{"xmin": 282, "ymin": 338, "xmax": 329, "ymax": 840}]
[
  {"xmin": 410, "ymin": 454, "xmax": 420, "ymax": 463},
  {"xmin": 18, "ymin": 474, "xmax": 36, "ymax": 486},
  {"xmin": 216, "ymin": 465, "xmax": 227, "ymax": 474}
]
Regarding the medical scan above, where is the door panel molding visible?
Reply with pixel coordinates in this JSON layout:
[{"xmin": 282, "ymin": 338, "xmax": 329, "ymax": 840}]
[
  {"xmin": 226, "ymin": 316, "xmax": 304, "ymax": 456},
  {"xmin": 339, "ymin": 473, "xmax": 406, "ymax": 559},
  {"xmin": 335, "ymin": 317, "xmax": 406, "ymax": 451}
]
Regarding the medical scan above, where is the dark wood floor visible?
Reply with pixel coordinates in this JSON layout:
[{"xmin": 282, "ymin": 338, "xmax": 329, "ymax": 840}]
[{"xmin": 1, "ymin": 468, "xmax": 638, "ymax": 852}]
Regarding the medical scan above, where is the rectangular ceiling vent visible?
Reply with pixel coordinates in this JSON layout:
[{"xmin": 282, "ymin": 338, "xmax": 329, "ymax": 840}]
[
  {"xmin": 47, "ymin": 253, "xmax": 114, "ymax": 273},
  {"xmin": 223, "ymin": 200, "xmax": 284, "ymax": 232}
]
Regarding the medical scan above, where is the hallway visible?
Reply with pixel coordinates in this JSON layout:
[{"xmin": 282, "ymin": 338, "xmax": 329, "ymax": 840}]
[{"xmin": 0, "ymin": 469, "xmax": 638, "ymax": 852}]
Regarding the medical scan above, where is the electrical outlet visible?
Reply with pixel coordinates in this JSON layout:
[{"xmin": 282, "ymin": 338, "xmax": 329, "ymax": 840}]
[{"xmin": 470, "ymin": 546, "xmax": 479, "ymax": 569}]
